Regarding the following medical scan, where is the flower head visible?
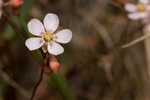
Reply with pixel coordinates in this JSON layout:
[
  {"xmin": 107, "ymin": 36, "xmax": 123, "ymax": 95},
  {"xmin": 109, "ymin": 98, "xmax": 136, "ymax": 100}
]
[
  {"xmin": 25, "ymin": 13, "xmax": 72, "ymax": 56},
  {"xmin": 125, "ymin": 0, "xmax": 150, "ymax": 23}
]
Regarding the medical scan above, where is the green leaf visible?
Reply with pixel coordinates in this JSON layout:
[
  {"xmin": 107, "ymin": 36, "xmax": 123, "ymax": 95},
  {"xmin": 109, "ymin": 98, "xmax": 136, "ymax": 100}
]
[{"xmin": 50, "ymin": 73, "xmax": 76, "ymax": 100}]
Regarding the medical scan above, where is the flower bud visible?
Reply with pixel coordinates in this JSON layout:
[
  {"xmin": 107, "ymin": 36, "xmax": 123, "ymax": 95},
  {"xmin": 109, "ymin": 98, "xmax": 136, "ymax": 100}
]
[
  {"xmin": 8, "ymin": 0, "xmax": 23, "ymax": 8},
  {"xmin": 49, "ymin": 55, "xmax": 60, "ymax": 73},
  {"xmin": 0, "ymin": 0, "xmax": 23, "ymax": 16}
]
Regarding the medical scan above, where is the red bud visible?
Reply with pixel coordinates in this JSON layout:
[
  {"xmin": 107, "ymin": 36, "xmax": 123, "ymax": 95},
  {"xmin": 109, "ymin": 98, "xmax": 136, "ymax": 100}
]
[
  {"xmin": 9, "ymin": 0, "xmax": 23, "ymax": 8},
  {"xmin": 49, "ymin": 55, "xmax": 60, "ymax": 73}
]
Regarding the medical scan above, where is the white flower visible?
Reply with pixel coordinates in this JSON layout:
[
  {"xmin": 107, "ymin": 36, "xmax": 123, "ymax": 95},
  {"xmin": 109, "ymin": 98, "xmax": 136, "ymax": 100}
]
[
  {"xmin": 125, "ymin": 0, "xmax": 150, "ymax": 22},
  {"xmin": 25, "ymin": 13, "xmax": 72, "ymax": 56}
]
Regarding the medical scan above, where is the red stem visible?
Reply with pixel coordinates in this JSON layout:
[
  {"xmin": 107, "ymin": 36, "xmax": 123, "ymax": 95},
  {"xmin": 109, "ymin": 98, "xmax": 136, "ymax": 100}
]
[{"xmin": 30, "ymin": 51, "xmax": 47, "ymax": 100}]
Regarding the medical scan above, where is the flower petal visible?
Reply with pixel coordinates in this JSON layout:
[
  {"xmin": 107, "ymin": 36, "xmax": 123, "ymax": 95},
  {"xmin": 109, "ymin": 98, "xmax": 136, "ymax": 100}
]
[
  {"xmin": 27, "ymin": 19, "xmax": 45, "ymax": 36},
  {"xmin": 128, "ymin": 12, "xmax": 149, "ymax": 20},
  {"xmin": 25, "ymin": 37, "xmax": 45, "ymax": 51},
  {"xmin": 43, "ymin": 13, "xmax": 59, "ymax": 33},
  {"xmin": 125, "ymin": 3, "xmax": 137, "ymax": 12},
  {"xmin": 139, "ymin": 0, "xmax": 149, "ymax": 4},
  {"xmin": 53, "ymin": 29, "xmax": 72, "ymax": 44},
  {"xmin": 48, "ymin": 42, "xmax": 64, "ymax": 55}
]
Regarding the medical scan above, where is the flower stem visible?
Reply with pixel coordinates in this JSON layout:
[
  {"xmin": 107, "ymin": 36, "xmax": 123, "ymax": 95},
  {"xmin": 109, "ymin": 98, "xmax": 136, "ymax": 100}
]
[{"xmin": 30, "ymin": 50, "xmax": 46, "ymax": 100}]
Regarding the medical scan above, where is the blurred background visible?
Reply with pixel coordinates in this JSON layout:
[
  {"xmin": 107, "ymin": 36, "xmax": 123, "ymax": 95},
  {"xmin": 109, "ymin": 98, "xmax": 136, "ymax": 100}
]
[{"xmin": 0, "ymin": 0, "xmax": 150, "ymax": 100}]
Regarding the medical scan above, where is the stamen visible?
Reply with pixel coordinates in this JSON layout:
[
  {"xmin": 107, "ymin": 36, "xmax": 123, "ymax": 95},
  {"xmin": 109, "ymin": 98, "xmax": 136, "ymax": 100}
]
[{"xmin": 44, "ymin": 31, "xmax": 53, "ymax": 42}]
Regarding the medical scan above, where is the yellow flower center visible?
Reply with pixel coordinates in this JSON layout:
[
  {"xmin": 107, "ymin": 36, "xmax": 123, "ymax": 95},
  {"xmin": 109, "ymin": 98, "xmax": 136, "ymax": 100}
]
[
  {"xmin": 44, "ymin": 31, "xmax": 53, "ymax": 42},
  {"xmin": 137, "ymin": 3, "xmax": 145, "ymax": 11}
]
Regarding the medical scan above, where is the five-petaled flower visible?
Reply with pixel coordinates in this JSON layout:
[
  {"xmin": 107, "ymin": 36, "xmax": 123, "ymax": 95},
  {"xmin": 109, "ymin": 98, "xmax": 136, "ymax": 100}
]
[
  {"xmin": 125, "ymin": 0, "xmax": 150, "ymax": 23},
  {"xmin": 25, "ymin": 13, "xmax": 72, "ymax": 56}
]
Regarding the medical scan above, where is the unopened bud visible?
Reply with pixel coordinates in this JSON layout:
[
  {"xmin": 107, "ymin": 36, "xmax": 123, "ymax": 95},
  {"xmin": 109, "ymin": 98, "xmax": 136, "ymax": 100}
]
[
  {"xmin": 6, "ymin": 0, "xmax": 23, "ymax": 15},
  {"xmin": 49, "ymin": 55, "xmax": 60, "ymax": 73},
  {"xmin": 8, "ymin": 0, "xmax": 23, "ymax": 8}
]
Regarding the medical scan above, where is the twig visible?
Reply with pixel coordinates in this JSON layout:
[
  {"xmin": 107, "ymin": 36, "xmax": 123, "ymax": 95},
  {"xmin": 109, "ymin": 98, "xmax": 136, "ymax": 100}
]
[{"xmin": 121, "ymin": 34, "xmax": 150, "ymax": 48}]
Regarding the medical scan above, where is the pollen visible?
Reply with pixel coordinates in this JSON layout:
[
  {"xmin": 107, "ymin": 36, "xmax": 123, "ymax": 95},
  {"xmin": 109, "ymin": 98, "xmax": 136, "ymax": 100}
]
[
  {"xmin": 44, "ymin": 31, "xmax": 53, "ymax": 42},
  {"xmin": 137, "ymin": 3, "xmax": 145, "ymax": 11}
]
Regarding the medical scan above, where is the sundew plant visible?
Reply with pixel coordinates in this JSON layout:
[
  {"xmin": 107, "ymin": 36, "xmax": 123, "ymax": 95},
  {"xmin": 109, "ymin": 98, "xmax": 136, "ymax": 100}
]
[{"xmin": 1, "ymin": 0, "xmax": 150, "ymax": 100}]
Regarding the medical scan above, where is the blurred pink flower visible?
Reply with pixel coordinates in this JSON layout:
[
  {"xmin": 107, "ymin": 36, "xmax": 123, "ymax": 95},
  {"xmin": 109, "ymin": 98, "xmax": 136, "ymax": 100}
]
[{"xmin": 125, "ymin": 0, "xmax": 150, "ymax": 24}]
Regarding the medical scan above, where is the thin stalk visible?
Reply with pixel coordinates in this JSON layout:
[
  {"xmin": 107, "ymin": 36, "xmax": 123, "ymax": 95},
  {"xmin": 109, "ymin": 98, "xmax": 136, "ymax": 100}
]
[
  {"xmin": 144, "ymin": 28, "xmax": 150, "ymax": 79},
  {"xmin": 121, "ymin": 34, "xmax": 150, "ymax": 48}
]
